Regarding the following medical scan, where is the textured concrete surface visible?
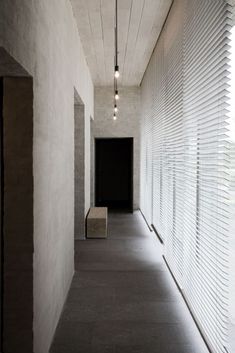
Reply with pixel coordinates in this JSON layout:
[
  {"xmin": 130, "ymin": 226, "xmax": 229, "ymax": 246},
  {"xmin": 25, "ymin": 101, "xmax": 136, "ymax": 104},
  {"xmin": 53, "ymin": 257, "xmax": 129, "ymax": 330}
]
[
  {"xmin": 91, "ymin": 86, "xmax": 140, "ymax": 210},
  {"xmin": 0, "ymin": 1, "xmax": 94, "ymax": 352},
  {"xmin": 74, "ymin": 102, "xmax": 85, "ymax": 239},
  {"xmin": 2, "ymin": 77, "xmax": 33, "ymax": 353},
  {"xmin": 50, "ymin": 211, "xmax": 209, "ymax": 353}
]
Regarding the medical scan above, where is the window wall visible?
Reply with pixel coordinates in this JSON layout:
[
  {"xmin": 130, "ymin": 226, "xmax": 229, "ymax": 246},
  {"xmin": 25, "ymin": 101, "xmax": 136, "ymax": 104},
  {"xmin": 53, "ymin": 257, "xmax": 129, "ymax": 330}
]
[
  {"xmin": 140, "ymin": 1, "xmax": 235, "ymax": 352},
  {"xmin": 228, "ymin": 18, "xmax": 235, "ymax": 353}
]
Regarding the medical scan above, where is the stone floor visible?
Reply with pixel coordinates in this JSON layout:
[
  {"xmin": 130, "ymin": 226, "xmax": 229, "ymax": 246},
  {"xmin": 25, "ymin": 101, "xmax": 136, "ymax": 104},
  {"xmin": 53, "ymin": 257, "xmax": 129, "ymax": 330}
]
[{"xmin": 50, "ymin": 211, "xmax": 209, "ymax": 353}]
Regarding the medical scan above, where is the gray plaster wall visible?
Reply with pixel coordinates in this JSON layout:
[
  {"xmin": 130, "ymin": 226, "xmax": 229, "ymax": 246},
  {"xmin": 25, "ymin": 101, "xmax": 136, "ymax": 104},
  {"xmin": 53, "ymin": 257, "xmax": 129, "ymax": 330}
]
[
  {"xmin": 74, "ymin": 103, "xmax": 85, "ymax": 239},
  {"xmin": 0, "ymin": 1, "xmax": 94, "ymax": 352},
  {"xmin": 91, "ymin": 86, "xmax": 140, "ymax": 210}
]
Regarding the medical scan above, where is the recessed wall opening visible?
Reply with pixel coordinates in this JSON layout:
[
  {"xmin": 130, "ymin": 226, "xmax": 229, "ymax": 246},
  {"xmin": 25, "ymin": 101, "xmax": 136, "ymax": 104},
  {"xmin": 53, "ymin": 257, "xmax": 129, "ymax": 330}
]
[
  {"xmin": 0, "ymin": 76, "xmax": 33, "ymax": 352},
  {"xmin": 74, "ymin": 90, "xmax": 85, "ymax": 239},
  {"xmin": 0, "ymin": 48, "xmax": 34, "ymax": 353},
  {"xmin": 95, "ymin": 138, "xmax": 133, "ymax": 212},
  {"xmin": 0, "ymin": 76, "xmax": 3, "ymax": 353}
]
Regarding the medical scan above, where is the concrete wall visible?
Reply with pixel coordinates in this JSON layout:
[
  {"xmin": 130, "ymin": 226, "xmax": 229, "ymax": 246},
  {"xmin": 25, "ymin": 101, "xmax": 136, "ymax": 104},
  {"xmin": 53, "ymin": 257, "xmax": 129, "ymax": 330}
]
[
  {"xmin": 74, "ymin": 102, "xmax": 85, "ymax": 239},
  {"xmin": 0, "ymin": 1, "xmax": 94, "ymax": 352},
  {"xmin": 91, "ymin": 86, "xmax": 140, "ymax": 210}
]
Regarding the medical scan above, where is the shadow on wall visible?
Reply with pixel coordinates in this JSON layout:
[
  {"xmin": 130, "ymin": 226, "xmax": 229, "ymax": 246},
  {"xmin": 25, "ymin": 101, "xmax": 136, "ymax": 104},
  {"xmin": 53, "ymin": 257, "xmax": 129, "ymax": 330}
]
[
  {"xmin": 74, "ymin": 89, "xmax": 86, "ymax": 239},
  {"xmin": 0, "ymin": 47, "xmax": 34, "ymax": 353}
]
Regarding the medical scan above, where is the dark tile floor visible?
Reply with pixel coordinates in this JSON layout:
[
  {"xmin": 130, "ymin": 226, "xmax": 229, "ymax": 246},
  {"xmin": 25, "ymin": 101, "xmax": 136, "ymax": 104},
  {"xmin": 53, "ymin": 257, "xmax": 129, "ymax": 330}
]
[{"xmin": 50, "ymin": 211, "xmax": 209, "ymax": 353}]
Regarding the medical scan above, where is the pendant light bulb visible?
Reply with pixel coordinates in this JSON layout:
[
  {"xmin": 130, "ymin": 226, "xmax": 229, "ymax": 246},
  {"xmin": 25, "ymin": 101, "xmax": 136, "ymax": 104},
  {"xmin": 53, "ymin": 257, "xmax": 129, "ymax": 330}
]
[
  {"xmin": 114, "ymin": 105, "xmax": 118, "ymax": 113},
  {"xmin": 114, "ymin": 65, "xmax": 120, "ymax": 78},
  {"xmin": 113, "ymin": 114, "xmax": 117, "ymax": 121},
  {"xmin": 115, "ymin": 90, "xmax": 119, "ymax": 100}
]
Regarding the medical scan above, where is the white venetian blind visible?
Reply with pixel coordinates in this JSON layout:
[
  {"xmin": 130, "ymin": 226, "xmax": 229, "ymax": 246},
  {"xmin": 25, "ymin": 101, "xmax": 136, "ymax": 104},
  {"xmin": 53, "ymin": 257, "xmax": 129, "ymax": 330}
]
[
  {"xmin": 140, "ymin": 59, "xmax": 153, "ymax": 225},
  {"xmin": 160, "ymin": 2, "xmax": 184, "ymax": 280},
  {"xmin": 182, "ymin": 1, "xmax": 231, "ymax": 352},
  {"xmin": 140, "ymin": 0, "xmax": 233, "ymax": 352},
  {"xmin": 228, "ymin": 6, "xmax": 235, "ymax": 352},
  {"xmin": 152, "ymin": 34, "xmax": 165, "ymax": 240}
]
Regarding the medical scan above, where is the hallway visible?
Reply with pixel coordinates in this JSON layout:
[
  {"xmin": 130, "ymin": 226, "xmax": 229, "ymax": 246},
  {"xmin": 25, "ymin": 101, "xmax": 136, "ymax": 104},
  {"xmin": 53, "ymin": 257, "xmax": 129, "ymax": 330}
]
[{"xmin": 50, "ymin": 212, "xmax": 209, "ymax": 353}]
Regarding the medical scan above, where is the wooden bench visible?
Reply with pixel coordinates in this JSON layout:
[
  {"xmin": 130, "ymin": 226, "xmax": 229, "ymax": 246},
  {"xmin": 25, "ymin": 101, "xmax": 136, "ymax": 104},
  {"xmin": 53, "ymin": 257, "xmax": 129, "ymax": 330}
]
[{"xmin": 86, "ymin": 207, "xmax": 108, "ymax": 238}]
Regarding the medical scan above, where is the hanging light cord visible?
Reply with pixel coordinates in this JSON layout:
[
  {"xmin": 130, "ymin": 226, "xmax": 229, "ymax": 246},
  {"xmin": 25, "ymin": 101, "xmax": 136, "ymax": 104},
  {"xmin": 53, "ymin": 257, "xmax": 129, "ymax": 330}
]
[
  {"xmin": 115, "ymin": 0, "xmax": 118, "ymax": 67},
  {"xmin": 113, "ymin": 0, "xmax": 119, "ymax": 120}
]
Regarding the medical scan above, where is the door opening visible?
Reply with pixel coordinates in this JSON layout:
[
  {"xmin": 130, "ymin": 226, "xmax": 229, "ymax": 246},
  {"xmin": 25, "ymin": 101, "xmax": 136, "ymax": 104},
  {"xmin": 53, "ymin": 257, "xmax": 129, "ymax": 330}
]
[
  {"xmin": 0, "ymin": 78, "xmax": 3, "ymax": 353},
  {"xmin": 74, "ymin": 90, "xmax": 85, "ymax": 239},
  {"xmin": 95, "ymin": 138, "xmax": 133, "ymax": 211},
  {"xmin": 0, "ymin": 77, "xmax": 33, "ymax": 352}
]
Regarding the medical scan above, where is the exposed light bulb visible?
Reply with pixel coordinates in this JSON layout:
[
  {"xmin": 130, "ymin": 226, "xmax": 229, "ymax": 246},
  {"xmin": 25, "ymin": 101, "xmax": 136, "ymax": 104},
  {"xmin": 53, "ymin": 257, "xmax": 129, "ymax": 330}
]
[
  {"xmin": 115, "ymin": 70, "xmax": 120, "ymax": 78},
  {"xmin": 114, "ymin": 105, "xmax": 118, "ymax": 113},
  {"xmin": 114, "ymin": 65, "xmax": 120, "ymax": 78},
  {"xmin": 113, "ymin": 115, "xmax": 117, "ymax": 121},
  {"xmin": 115, "ymin": 90, "xmax": 119, "ymax": 100}
]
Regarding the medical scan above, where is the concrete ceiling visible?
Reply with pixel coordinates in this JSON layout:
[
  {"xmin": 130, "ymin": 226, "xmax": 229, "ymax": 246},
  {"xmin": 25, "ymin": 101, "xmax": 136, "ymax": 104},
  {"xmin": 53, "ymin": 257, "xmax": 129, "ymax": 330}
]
[{"xmin": 71, "ymin": 0, "xmax": 172, "ymax": 86}]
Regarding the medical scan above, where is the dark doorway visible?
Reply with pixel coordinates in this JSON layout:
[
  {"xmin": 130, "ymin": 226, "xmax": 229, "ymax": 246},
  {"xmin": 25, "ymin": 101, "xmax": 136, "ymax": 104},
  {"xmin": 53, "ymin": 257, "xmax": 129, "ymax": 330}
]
[
  {"xmin": 0, "ymin": 78, "xmax": 3, "ymax": 353},
  {"xmin": 0, "ymin": 77, "xmax": 34, "ymax": 353},
  {"xmin": 95, "ymin": 138, "xmax": 133, "ymax": 211}
]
